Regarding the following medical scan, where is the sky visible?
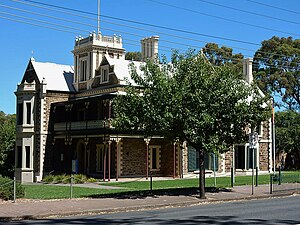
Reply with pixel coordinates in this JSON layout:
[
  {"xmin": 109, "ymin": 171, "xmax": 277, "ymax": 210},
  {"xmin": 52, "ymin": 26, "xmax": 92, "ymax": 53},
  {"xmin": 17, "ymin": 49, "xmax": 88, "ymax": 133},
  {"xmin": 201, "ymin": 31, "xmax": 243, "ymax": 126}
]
[{"xmin": 1, "ymin": 0, "xmax": 300, "ymax": 114}]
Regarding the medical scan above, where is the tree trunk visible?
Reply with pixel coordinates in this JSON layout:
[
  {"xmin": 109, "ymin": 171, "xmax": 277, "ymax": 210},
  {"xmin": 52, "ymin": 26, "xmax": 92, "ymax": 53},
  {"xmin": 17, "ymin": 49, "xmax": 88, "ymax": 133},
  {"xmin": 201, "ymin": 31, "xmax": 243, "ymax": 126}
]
[{"xmin": 198, "ymin": 149, "xmax": 206, "ymax": 199}]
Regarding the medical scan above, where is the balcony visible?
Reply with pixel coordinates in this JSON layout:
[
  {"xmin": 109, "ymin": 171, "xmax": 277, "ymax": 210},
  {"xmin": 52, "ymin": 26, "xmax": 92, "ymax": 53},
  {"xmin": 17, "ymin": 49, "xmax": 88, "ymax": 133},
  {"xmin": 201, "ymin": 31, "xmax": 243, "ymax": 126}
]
[{"xmin": 54, "ymin": 120, "xmax": 111, "ymax": 131}]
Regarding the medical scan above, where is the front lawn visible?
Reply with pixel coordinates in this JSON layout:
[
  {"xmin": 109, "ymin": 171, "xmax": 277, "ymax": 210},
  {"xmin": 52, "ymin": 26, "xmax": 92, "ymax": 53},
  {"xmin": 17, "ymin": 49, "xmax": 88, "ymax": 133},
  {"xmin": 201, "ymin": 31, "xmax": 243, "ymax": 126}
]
[
  {"xmin": 23, "ymin": 171, "xmax": 299, "ymax": 200},
  {"xmin": 24, "ymin": 184, "xmax": 126, "ymax": 199}
]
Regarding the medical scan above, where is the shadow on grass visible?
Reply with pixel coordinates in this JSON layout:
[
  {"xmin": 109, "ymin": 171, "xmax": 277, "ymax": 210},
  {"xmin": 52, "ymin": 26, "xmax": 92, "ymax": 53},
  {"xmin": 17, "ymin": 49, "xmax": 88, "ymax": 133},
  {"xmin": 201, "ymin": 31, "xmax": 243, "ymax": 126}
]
[{"xmin": 83, "ymin": 186, "xmax": 232, "ymax": 199}]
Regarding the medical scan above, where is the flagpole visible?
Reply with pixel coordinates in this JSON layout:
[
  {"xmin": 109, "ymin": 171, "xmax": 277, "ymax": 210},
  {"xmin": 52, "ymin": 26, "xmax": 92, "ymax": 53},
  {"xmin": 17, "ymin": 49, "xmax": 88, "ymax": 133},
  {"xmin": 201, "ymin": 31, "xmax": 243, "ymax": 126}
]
[{"xmin": 97, "ymin": 0, "xmax": 100, "ymax": 34}]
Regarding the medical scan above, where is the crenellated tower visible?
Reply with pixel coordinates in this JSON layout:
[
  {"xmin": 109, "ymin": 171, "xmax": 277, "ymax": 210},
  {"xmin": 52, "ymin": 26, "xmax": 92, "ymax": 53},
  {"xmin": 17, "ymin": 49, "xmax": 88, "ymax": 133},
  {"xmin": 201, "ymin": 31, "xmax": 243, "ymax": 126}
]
[{"xmin": 72, "ymin": 32, "xmax": 125, "ymax": 91}]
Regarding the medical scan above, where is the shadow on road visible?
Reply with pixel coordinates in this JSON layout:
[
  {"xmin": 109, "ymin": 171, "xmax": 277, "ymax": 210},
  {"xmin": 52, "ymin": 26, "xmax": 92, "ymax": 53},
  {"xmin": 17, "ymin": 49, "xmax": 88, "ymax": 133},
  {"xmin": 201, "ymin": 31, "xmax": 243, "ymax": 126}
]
[{"xmin": 6, "ymin": 215, "xmax": 299, "ymax": 224}]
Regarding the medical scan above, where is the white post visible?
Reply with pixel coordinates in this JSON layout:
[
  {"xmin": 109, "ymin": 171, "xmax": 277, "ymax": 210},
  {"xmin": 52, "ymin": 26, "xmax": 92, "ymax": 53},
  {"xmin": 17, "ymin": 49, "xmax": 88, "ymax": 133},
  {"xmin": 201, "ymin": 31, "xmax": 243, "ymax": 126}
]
[
  {"xmin": 272, "ymin": 99, "xmax": 276, "ymax": 174},
  {"xmin": 13, "ymin": 177, "xmax": 16, "ymax": 203},
  {"xmin": 97, "ymin": 0, "xmax": 100, "ymax": 34},
  {"xmin": 213, "ymin": 153, "xmax": 216, "ymax": 187}
]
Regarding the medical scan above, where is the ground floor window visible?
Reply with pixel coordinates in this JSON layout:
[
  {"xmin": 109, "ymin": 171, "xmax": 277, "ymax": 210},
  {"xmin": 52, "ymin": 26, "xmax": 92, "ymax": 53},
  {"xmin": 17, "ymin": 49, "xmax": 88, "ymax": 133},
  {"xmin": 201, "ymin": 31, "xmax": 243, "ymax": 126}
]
[
  {"xmin": 149, "ymin": 145, "xmax": 161, "ymax": 170},
  {"xmin": 204, "ymin": 153, "xmax": 219, "ymax": 171},
  {"xmin": 234, "ymin": 145, "xmax": 257, "ymax": 170},
  {"xmin": 96, "ymin": 144, "xmax": 108, "ymax": 172},
  {"xmin": 188, "ymin": 146, "xmax": 218, "ymax": 171},
  {"xmin": 25, "ymin": 146, "xmax": 30, "ymax": 168}
]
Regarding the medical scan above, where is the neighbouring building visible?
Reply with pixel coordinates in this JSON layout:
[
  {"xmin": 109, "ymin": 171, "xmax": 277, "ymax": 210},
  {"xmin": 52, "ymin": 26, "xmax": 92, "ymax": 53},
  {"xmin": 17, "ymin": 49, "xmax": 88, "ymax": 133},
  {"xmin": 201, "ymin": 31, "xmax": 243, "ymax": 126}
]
[{"xmin": 15, "ymin": 32, "xmax": 273, "ymax": 183}]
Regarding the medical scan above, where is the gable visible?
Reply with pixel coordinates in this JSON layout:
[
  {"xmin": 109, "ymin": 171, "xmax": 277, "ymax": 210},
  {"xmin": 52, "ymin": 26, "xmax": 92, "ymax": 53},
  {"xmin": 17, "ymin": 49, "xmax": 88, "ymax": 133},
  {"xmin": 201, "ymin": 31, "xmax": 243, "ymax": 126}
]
[
  {"xmin": 21, "ymin": 61, "xmax": 39, "ymax": 84},
  {"xmin": 26, "ymin": 60, "xmax": 75, "ymax": 92}
]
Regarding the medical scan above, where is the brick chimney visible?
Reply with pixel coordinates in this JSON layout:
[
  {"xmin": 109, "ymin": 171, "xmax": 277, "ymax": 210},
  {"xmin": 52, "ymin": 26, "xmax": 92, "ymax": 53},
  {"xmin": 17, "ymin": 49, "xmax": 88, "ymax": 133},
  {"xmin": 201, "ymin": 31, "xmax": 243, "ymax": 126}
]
[
  {"xmin": 243, "ymin": 58, "xmax": 253, "ymax": 84},
  {"xmin": 141, "ymin": 36, "xmax": 159, "ymax": 61}
]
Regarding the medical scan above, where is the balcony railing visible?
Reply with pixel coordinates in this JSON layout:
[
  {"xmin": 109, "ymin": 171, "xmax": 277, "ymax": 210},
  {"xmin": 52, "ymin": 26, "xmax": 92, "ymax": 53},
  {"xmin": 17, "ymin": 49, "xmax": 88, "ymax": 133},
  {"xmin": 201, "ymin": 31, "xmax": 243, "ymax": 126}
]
[{"xmin": 54, "ymin": 120, "xmax": 110, "ymax": 131}]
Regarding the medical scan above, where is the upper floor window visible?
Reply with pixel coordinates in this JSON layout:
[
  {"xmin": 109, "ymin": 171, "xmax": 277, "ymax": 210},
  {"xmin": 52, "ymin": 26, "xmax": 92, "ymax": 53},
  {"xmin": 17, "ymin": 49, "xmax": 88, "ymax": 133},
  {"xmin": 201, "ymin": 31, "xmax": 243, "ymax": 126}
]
[
  {"xmin": 26, "ymin": 102, "xmax": 31, "ymax": 124},
  {"xmin": 101, "ymin": 68, "xmax": 109, "ymax": 83},
  {"xmin": 80, "ymin": 60, "xmax": 87, "ymax": 81},
  {"xmin": 17, "ymin": 103, "xmax": 23, "ymax": 125}
]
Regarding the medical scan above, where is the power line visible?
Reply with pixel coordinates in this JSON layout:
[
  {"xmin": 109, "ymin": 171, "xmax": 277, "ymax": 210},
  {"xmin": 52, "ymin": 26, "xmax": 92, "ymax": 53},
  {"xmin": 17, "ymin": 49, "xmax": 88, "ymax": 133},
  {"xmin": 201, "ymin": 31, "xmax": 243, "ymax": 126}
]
[
  {"xmin": 1, "ymin": 13, "xmax": 298, "ymax": 71},
  {"xmin": 6, "ymin": 1, "xmax": 256, "ymax": 53},
  {"xmin": 247, "ymin": 0, "xmax": 300, "ymax": 16},
  {"xmin": 197, "ymin": 0, "xmax": 300, "ymax": 26},
  {"xmin": 0, "ymin": 3, "xmax": 95, "ymax": 29},
  {"xmin": 0, "ymin": 14, "xmax": 78, "ymax": 34},
  {"xmin": 0, "ymin": 10, "xmax": 89, "ymax": 33},
  {"xmin": 146, "ymin": 0, "xmax": 300, "ymax": 37},
  {"xmin": 12, "ymin": 0, "xmax": 261, "ymax": 46},
  {"xmin": 1, "ymin": 1, "xmax": 254, "ymax": 54},
  {"xmin": 4, "ymin": 0, "xmax": 298, "ymax": 63}
]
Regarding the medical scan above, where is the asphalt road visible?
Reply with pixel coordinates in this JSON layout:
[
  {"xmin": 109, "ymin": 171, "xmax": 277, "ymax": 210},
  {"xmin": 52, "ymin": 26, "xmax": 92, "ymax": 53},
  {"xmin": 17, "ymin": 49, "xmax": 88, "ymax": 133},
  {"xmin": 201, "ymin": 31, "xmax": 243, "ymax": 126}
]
[{"xmin": 6, "ymin": 195, "xmax": 300, "ymax": 224}]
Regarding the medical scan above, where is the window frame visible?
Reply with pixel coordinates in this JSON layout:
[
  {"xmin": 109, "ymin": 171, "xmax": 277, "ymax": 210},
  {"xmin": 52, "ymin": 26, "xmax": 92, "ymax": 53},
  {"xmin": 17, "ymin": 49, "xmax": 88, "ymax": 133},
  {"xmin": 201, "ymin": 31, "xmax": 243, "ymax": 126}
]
[
  {"xmin": 234, "ymin": 144, "xmax": 258, "ymax": 171},
  {"xmin": 101, "ymin": 66, "xmax": 109, "ymax": 83},
  {"xmin": 26, "ymin": 102, "xmax": 31, "ymax": 125},
  {"xmin": 17, "ymin": 102, "xmax": 23, "ymax": 125},
  {"xmin": 149, "ymin": 145, "xmax": 161, "ymax": 171},
  {"xmin": 79, "ymin": 58, "xmax": 88, "ymax": 82},
  {"xmin": 25, "ymin": 146, "xmax": 31, "ymax": 168}
]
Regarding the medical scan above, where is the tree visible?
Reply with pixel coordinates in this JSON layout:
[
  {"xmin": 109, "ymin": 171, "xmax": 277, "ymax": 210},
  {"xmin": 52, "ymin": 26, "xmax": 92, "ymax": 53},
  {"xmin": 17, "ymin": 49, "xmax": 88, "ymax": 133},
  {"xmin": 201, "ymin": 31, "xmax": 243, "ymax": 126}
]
[
  {"xmin": 125, "ymin": 51, "xmax": 142, "ymax": 61},
  {"xmin": 0, "ymin": 111, "xmax": 16, "ymax": 177},
  {"xmin": 202, "ymin": 43, "xmax": 243, "ymax": 70},
  {"xmin": 254, "ymin": 36, "xmax": 300, "ymax": 111},
  {"xmin": 113, "ymin": 50, "xmax": 270, "ymax": 198},
  {"xmin": 275, "ymin": 110, "xmax": 300, "ymax": 169}
]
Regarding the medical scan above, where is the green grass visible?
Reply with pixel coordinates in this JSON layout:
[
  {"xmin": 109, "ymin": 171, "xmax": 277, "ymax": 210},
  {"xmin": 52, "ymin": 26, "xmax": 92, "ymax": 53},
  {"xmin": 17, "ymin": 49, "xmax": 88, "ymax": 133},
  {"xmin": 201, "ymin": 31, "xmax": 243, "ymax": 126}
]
[
  {"xmin": 98, "ymin": 174, "xmax": 273, "ymax": 190},
  {"xmin": 23, "ymin": 171, "xmax": 299, "ymax": 200},
  {"xmin": 24, "ymin": 185, "xmax": 126, "ymax": 199}
]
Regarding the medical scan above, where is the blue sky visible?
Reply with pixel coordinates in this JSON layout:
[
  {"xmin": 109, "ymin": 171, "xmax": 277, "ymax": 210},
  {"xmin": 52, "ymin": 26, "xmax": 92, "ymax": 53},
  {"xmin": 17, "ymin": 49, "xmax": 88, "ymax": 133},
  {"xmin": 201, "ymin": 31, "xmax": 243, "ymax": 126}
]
[{"xmin": 1, "ymin": 0, "xmax": 300, "ymax": 114}]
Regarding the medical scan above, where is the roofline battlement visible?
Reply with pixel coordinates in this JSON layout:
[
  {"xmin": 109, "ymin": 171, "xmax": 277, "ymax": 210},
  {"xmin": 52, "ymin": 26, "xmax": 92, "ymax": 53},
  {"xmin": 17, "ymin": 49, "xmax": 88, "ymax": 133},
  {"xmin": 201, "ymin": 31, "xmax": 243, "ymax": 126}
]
[{"xmin": 74, "ymin": 32, "xmax": 123, "ymax": 49}]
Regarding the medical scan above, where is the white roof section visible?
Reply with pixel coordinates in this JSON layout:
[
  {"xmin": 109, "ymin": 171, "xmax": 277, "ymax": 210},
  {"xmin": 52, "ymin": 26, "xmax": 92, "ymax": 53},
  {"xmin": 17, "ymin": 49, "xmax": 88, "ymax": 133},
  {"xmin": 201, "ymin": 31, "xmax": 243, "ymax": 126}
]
[
  {"xmin": 31, "ymin": 60, "xmax": 75, "ymax": 92},
  {"xmin": 105, "ymin": 56, "xmax": 144, "ymax": 85}
]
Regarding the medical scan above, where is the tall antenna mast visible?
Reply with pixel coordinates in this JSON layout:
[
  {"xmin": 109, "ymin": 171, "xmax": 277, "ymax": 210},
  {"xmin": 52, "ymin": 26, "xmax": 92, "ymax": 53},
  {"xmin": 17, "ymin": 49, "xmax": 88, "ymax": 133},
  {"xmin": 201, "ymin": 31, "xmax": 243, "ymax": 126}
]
[{"xmin": 97, "ymin": 0, "xmax": 100, "ymax": 34}]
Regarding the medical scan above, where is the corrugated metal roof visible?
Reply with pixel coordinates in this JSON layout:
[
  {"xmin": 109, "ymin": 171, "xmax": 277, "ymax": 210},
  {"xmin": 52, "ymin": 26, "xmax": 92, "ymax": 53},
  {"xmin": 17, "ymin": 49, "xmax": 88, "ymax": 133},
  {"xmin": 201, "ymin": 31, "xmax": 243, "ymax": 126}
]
[
  {"xmin": 105, "ymin": 56, "xmax": 144, "ymax": 85},
  {"xmin": 31, "ymin": 60, "xmax": 75, "ymax": 92}
]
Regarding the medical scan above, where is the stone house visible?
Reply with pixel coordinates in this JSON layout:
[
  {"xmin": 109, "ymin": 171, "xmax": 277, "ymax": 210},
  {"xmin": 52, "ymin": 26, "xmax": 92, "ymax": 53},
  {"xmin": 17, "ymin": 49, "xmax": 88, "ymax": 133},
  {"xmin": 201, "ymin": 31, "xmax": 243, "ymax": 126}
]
[{"xmin": 14, "ymin": 32, "xmax": 273, "ymax": 183}]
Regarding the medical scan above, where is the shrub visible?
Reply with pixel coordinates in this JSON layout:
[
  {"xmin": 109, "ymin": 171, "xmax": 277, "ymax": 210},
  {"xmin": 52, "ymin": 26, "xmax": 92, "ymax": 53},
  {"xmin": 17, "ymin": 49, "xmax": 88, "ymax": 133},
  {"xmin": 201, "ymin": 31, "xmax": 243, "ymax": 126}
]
[
  {"xmin": 42, "ymin": 174, "xmax": 90, "ymax": 184},
  {"xmin": 0, "ymin": 176, "xmax": 24, "ymax": 200},
  {"xmin": 86, "ymin": 177, "xmax": 98, "ymax": 183},
  {"xmin": 42, "ymin": 175, "xmax": 55, "ymax": 183},
  {"xmin": 73, "ymin": 174, "xmax": 87, "ymax": 184}
]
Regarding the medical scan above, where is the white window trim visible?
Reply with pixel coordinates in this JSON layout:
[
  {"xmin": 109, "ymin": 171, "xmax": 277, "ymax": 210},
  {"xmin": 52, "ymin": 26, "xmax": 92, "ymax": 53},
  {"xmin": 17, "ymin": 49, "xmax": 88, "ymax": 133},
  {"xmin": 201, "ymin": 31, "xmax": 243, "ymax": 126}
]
[
  {"xmin": 257, "ymin": 122, "xmax": 263, "ymax": 138},
  {"xmin": 149, "ymin": 145, "xmax": 161, "ymax": 171},
  {"xmin": 100, "ymin": 65, "xmax": 109, "ymax": 83},
  {"xmin": 96, "ymin": 144, "xmax": 103, "ymax": 172},
  {"xmin": 234, "ymin": 143, "xmax": 259, "ymax": 171},
  {"xmin": 79, "ymin": 57, "xmax": 88, "ymax": 82}
]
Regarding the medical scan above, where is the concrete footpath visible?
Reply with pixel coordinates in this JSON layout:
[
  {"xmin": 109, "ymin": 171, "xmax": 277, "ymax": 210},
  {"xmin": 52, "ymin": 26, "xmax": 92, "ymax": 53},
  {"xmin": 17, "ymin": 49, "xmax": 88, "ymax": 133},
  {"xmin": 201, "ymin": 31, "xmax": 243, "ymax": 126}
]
[{"xmin": 0, "ymin": 184, "xmax": 298, "ymax": 221}]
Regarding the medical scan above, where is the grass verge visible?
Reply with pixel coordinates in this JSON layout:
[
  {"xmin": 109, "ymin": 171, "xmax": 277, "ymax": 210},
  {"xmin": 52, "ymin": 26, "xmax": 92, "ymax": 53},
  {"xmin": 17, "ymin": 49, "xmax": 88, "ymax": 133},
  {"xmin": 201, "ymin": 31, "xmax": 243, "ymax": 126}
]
[{"xmin": 23, "ymin": 171, "xmax": 299, "ymax": 200}]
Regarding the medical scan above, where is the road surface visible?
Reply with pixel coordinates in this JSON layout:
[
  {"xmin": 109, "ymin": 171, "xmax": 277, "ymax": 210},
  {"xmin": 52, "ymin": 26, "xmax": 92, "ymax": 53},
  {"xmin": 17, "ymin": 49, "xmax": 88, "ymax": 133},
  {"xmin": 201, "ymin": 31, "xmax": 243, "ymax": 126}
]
[{"xmin": 7, "ymin": 195, "xmax": 300, "ymax": 224}]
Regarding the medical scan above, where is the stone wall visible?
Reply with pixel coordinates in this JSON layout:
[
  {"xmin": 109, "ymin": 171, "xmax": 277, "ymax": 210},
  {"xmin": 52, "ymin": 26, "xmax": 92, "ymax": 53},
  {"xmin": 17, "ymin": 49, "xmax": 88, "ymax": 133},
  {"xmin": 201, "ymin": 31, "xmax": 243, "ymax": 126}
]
[
  {"xmin": 120, "ymin": 138, "xmax": 178, "ymax": 177},
  {"xmin": 224, "ymin": 150, "xmax": 233, "ymax": 173},
  {"xmin": 121, "ymin": 138, "xmax": 146, "ymax": 176},
  {"xmin": 42, "ymin": 92, "xmax": 70, "ymax": 175}
]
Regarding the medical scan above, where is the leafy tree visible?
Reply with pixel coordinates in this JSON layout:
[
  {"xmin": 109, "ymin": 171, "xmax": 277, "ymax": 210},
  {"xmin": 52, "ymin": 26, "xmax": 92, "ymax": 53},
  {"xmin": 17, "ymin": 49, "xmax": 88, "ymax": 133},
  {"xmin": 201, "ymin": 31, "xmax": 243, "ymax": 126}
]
[
  {"xmin": 113, "ymin": 50, "xmax": 270, "ymax": 198},
  {"xmin": 254, "ymin": 36, "xmax": 300, "ymax": 111},
  {"xmin": 275, "ymin": 110, "xmax": 300, "ymax": 169},
  {"xmin": 0, "ymin": 111, "xmax": 16, "ymax": 177},
  {"xmin": 125, "ymin": 51, "xmax": 142, "ymax": 61},
  {"xmin": 202, "ymin": 43, "xmax": 243, "ymax": 70}
]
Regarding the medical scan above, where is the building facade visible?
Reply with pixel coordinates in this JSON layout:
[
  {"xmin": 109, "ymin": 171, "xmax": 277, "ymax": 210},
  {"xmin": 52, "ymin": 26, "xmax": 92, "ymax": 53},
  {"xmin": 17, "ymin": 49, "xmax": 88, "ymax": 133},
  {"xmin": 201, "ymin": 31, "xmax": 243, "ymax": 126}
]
[{"xmin": 15, "ymin": 32, "xmax": 273, "ymax": 183}]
